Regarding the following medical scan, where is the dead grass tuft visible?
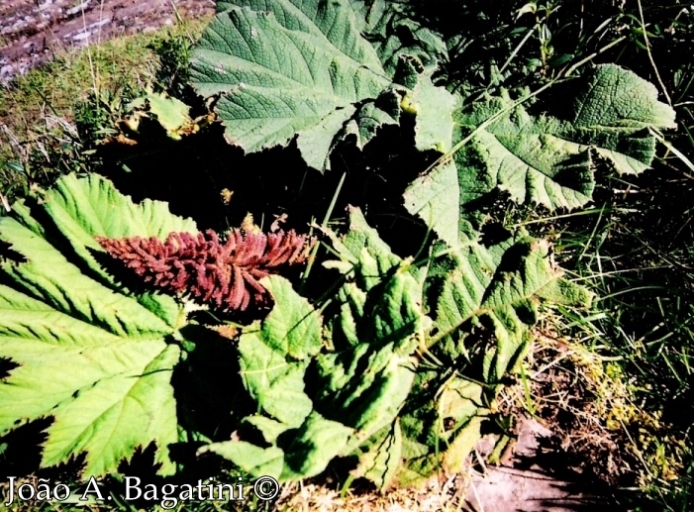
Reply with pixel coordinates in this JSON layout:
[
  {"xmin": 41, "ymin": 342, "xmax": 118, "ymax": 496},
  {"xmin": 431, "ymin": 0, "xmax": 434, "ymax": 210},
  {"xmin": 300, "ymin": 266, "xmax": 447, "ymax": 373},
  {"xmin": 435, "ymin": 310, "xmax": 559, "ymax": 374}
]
[{"xmin": 497, "ymin": 324, "xmax": 687, "ymax": 488}]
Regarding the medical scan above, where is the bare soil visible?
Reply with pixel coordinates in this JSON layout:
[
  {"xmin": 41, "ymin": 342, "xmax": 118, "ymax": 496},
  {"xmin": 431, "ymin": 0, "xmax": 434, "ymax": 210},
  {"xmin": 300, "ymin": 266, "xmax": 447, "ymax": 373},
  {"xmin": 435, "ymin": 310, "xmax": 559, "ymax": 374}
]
[
  {"xmin": 0, "ymin": 0, "xmax": 215, "ymax": 83},
  {"xmin": 466, "ymin": 419, "xmax": 614, "ymax": 512}
]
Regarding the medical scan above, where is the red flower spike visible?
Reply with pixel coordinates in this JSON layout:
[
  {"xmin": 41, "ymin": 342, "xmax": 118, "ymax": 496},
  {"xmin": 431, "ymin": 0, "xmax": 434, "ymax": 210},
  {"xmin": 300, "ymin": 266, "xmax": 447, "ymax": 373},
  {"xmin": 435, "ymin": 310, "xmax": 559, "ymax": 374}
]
[{"xmin": 96, "ymin": 228, "xmax": 314, "ymax": 312}]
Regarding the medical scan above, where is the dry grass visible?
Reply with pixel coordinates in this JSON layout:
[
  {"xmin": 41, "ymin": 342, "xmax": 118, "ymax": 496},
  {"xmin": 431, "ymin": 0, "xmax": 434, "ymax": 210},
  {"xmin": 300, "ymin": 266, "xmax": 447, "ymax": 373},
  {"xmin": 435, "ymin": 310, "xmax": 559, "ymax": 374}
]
[
  {"xmin": 276, "ymin": 477, "xmax": 468, "ymax": 512},
  {"xmin": 496, "ymin": 322, "xmax": 688, "ymax": 490}
]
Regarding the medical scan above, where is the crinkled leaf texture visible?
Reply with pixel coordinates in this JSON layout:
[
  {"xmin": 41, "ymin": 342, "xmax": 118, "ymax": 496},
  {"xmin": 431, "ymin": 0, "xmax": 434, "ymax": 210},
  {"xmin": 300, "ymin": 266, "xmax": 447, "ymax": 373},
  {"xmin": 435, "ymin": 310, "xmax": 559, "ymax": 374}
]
[
  {"xmin": 398, "ymin": 233, "xmax": 592, "ymax": 485},
  {"xmin": 189, "ymin": 0, "xmax": 456, "ymax": 169},
  {"xmin": 315, "ymin": 208, "xmax": 428, "ymax": 489},
  {"xmin": 198, "ymin": 206, "xmax": 590, "ymax": 488},
  {"xmin": 0, "ymin": 174, "xmax": 195, "ymax": 477},
  {"xmin": 319, "ymin": 212, "xmax": 590, "ymax": 486},
  {"xmin": 200, "ymin": 275, "xmax": 355, "ymax": 481},
  {"xmin": 354, "ymin": 0, "xmax": 449, "ymax": 77},
  {"xmin": 322, "ymin": 211, "xmax": 591, "ymax": 486},
  {"xmin": 404, "ymin": 64, "xmax": 677, "ymax": 246},
  {"xmin": 433, "ymin": 235, "xmax": 593, "ymax": 385}
]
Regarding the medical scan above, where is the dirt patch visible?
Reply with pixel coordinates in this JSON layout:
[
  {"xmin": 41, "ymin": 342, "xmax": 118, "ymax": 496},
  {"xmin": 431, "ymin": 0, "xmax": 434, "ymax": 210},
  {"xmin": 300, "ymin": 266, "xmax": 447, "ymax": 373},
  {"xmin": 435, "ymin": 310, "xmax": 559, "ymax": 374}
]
[
  {"xmin": 465, "ymin": 419, "xmax": 615, "ymax": 512},
  {"xmin": 0, "ymin": 0, "xmax": 215, "ymax": 83}
]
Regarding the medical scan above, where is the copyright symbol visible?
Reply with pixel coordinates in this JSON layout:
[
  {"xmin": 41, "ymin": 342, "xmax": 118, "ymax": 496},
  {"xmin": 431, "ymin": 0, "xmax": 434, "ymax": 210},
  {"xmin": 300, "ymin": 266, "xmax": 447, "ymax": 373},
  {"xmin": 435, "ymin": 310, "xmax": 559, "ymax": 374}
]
[{"xmin": 253, "ymin": 476, "xmax": 279, "ymax": 501}]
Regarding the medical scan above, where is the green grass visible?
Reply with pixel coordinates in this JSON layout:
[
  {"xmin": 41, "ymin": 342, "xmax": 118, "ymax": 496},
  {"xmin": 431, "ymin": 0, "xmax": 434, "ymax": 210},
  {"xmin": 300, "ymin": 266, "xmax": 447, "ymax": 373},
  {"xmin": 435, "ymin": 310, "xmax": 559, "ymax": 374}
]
[
  {"xmin": 509, "ymin": 162, "xmax": 694, "ymax": 508},
  {"xmin": 0, "ymin": 16, "xmax": 209, "ymax": 206}
]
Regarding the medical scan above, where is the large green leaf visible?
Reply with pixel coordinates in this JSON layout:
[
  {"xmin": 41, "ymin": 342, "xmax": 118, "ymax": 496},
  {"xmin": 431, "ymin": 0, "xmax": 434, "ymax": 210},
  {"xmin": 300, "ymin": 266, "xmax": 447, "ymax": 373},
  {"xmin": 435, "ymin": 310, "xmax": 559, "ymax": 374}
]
[
  {"xmin": 190, "ymin": 0, "xmax": 389, "ymax": 170},
  {"xmin": 237, "ymin": 276, "xmax": 322, "ymax": 427},
  {"xmin": 204, "ymin": 276, "xmax": 355, "ymax": 481},
  {"xmin": 318, "ymin": 211, "xmax": 583, "ymax": 487},
  {"xmin": 214, "ymin": 208, "xmax": 427, "ymax": 487},
  {"xmin": 316, "ymin": 208, "xmax": 429, "ymax": 486},
  {"xmin": 190, "ymin": 0, "xmax": 457, "ymax": 170},
  {"xmin": 404, "ymin": 65, "xmax": 677, "ymax": 247},
  {"xmin": 0, "ymin": 174, "xmax": 193, "ymax": 477},
  {"xmin": 433, "ymin": 237, "xmax": 592, "ymax": 384}
]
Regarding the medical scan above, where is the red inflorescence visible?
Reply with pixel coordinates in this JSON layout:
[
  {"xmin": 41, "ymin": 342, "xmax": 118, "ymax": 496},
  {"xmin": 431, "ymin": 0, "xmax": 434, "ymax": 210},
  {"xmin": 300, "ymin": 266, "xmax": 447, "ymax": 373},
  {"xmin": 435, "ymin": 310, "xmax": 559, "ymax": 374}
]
[{"xmin": 96, "ymin": 228, "xmax": 314, "ymax": 312}]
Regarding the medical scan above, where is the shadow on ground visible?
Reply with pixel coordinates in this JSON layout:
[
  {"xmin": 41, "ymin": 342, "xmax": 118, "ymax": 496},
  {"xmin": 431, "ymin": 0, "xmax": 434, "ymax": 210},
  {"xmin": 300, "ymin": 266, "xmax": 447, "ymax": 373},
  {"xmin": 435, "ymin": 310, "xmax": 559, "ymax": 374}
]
[{"xmin": 464, "ymin": 420, "xmax": 623, "ymax": 512}]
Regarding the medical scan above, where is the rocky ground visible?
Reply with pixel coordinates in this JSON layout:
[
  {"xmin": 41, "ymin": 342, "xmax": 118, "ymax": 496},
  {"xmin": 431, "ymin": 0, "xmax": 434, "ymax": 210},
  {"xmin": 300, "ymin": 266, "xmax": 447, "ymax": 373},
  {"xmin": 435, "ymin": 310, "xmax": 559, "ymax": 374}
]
[{"xmin": 0, "ymin": 0, "xmax": 214, "ymax": 83}]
